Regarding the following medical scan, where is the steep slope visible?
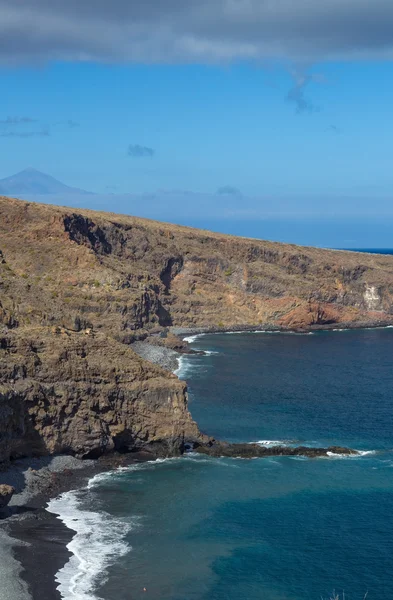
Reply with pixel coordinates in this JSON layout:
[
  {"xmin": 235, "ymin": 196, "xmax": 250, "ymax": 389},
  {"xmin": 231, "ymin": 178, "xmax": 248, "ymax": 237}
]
[
  {"xmin": 1, "ymin": 195, "xmax": 393, "ymax": 335},
  {"xmin": 0, "ymin": 328, "xmax": 200, "ymax": 467},
  {"xmin": 1, "ymin": 195, "xmax": 393, "ymax": 465}
]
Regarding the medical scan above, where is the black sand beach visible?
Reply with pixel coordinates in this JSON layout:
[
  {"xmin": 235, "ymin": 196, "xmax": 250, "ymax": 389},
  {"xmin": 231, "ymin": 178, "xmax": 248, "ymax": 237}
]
[{"xmin": 0, "ymin": 453, "xmax": 154, "ymax": 600}]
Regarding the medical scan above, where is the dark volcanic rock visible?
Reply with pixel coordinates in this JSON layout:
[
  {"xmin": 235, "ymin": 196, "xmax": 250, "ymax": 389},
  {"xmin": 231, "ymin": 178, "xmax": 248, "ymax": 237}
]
[{"xmin": 196, "ymin": 442, "xmax": 358, "ymax": 459}]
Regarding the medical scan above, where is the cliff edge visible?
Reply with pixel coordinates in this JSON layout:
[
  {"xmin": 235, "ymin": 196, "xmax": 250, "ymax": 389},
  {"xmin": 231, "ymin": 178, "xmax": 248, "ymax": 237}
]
[{"xmin": 1, "ymin": 196, "xmax": 393, "ymax": 465}]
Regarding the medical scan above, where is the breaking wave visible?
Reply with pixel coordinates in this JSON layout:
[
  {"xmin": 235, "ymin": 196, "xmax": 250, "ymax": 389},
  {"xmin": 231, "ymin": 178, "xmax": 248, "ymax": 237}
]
[{"xmin": 47, "ymin": 490, "xmax": 133, "ymax": 600}]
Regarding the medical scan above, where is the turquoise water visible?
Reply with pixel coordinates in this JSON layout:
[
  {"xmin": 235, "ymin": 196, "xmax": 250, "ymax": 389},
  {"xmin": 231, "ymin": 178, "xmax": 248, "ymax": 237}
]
[{"xmin": 50, "ymin": 329, "xmax": 393, "ymax": 600}]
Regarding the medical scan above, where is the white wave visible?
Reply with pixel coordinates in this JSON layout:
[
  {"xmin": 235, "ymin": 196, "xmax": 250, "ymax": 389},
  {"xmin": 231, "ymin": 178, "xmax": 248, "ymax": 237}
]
[
  {"xmin": 204, "ymin": 350, "xmax": 219, "ymax": 355},
  {"xmin": 252, "ymin": 330, "xmax": 279, "ymax": 335},
  {"xmin": 47, "ymin": 490, "xmax": 133, "ymax": 600},
  {"xmin": 116, "ymin": 457, "xmax": 177, "ymax": 473},
  {"xmin": 252, "ymin": 439, "xmax": 297, "ymax": 447},
  {"xmin": 273, "ymin": 331, "xmax": 314, "ymax": 336},
  {"xmin": 223, "ymin": 329, "xmax": 315, "ymax": 336},
  {"xmin": 173, "ymin": 354, "xmax": 192, "ymax": 378},
  {"xmin": 326, "ymin": 450, "xmax": 376, "ymax": 459},
  {"xmin": 183, "ymin": 333, "xmax": 205, "ymax": 343},
  {"xmin": 173, "ymin": 355, "xmax": 182, "ymax": 376},
  {"xmin": 174, "ymin": 352, "xmax": 214, "ymax": 378}
]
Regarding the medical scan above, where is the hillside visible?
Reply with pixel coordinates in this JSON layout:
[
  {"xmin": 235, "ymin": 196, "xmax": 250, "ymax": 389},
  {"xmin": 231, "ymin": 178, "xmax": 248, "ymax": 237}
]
[
  {"xmin": 1, "ymin": 195, "xmax": 393, "ymax": 334},
  {"xmin": 1, "ymin": 195, "xmax": 393, "ymax": 465}
]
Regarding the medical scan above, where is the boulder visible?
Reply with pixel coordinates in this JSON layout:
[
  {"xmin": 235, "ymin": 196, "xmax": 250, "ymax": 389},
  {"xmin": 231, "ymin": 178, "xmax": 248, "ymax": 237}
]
[{"xmin": 0, "ymin": 484, "xmax": 15, "ymax": 508}]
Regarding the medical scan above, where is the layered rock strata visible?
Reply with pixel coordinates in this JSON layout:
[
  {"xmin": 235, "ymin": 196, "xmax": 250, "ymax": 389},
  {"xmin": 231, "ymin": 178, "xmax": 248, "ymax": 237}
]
[
  {"xmin": 0, "ymin": 328, "xmax": 202, "ymax": 467},
  {"xmin": 1, "ymin": 195, "xmax": 393, "ymax": 465}
]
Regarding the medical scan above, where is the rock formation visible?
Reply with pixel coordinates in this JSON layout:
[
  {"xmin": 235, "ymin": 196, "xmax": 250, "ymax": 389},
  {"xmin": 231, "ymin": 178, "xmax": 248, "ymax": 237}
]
[
  {"xmin": 0, "ymin": 328, "xmax": 202, "ymax": 467},
  {"xmin": 196, "ymin": 441, "xmax": 358, "ymax": 459},
  {"xmin": 1, "ymin": 195, "xmax": 393, "ymax": 465},
  {"xmin": 0, "ymin": 484, "xmax": 15, "ymax": 508}
]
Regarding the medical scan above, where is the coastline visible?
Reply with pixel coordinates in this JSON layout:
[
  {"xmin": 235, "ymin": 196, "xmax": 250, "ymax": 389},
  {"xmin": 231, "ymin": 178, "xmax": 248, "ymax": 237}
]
[
  {"xmin": 2, "ymin": 322, "xmax": 392, "ymax": 599},
  {"xmin": 0, "ymin": 452, "xmax": 155, "ymax": 600},
  {"xmin": 129, "ymin": 320, "xmax": 393, "ymax": 373},
  {"xmin": 170, "ymin": 318, "xmax": 393, "ymax": 338}
]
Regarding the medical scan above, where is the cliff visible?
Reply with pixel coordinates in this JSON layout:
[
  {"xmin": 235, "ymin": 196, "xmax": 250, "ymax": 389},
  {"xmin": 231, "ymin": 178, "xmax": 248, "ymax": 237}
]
[
  {"xmin": 1, "ymin": 195, "xmax": 393, "ymax": 465},
  {"xmin": 0, "ymin": 328, "xmax": 201, "ymax": 467},
  {"xmin": 2, "ymin": 196, "xmax": 393, "ymax": 334}
]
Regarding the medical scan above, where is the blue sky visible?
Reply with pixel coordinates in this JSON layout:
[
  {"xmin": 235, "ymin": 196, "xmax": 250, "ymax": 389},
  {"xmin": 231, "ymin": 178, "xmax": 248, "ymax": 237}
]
[{"xmin": 1, "ymin": 1, "xmax": 393, "ymax": 247}]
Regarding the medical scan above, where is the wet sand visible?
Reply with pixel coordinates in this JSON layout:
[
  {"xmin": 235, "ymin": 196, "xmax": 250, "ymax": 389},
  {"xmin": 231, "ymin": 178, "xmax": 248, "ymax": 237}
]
[{"xmin": 0, "ymin": 453, "xmax": 153, "ymax": 600}]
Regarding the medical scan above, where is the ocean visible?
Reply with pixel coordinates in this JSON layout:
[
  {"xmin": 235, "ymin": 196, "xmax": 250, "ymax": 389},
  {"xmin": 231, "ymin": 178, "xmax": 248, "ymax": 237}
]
[{"xmin": 47, "ymin": 328, "xmax": 393, "ymax": 600}]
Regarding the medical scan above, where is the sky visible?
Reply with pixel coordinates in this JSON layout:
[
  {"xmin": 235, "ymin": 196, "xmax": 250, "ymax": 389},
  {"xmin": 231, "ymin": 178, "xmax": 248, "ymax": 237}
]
[{"xmin": 1, "ymin": 0, "xmax": 393, "ymax": 247}]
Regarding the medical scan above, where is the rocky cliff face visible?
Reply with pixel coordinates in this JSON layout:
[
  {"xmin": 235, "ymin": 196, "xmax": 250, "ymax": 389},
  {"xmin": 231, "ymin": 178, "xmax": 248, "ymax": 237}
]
[
  {"xmin": 1, "ymin": 196, "xmax": 393, "ymax": 465},
  {"xmin": 0, "ymin": 328, "xmax": 201, "ymax": 467},
  {"xmin": 2, "ymin": 196, "xmax": 393, "ymax": 337}
]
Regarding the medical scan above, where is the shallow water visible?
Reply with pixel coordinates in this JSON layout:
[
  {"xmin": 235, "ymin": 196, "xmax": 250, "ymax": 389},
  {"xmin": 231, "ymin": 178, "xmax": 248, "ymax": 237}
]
[{"xmin": 48, "ymin": 328, "xmax": 393, "ymax": 600}]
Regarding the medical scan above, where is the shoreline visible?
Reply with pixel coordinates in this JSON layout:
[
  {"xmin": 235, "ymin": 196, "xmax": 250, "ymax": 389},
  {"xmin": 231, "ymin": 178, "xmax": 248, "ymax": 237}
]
[
  {"xmin": 170, "ymin": 318, "xmax": 393, "ymax": 338},
  {"xmin": 2, "ymin": 322, "xmax": 392, "ymax": 599},
  {"xmin": 0, "ymin": 452, "xmax": 156, "ymax": 600},
  {"xmin": 129, "ymin": 320, "xmax": 393, "ymax": 373}
]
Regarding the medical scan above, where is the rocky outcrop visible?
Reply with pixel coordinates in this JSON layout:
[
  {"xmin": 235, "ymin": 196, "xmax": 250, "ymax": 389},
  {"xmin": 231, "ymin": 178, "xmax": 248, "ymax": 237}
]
[
  {"xmin": 0, "ymin": 484, "xmax": 14, "ymax": 508},
  {"xmin": 0, "ymin": 196, "xmax": 393, "ymax": 465},
  {"xmin": 196, "ymin": 441, "xmax": 358, "ymax": 459},
  {"xmin": 0, "ymin": 329, "xmax": 203, "ymax": 466}
]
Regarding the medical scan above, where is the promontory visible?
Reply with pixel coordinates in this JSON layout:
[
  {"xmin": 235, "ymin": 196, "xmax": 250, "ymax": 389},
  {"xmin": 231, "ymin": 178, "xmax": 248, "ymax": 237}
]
[{"xmin": 1, "ymin": 195, "xmax": 393, "ymax": 466}]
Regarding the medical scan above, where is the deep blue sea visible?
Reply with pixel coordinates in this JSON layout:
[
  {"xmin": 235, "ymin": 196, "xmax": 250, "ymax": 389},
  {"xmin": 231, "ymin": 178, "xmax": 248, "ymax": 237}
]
[
  {"xmin": 48, "ymin": 328, "xmax": 393, "ymax": 600},
  {"xmin": 345, "ymin": 249, "xmax": 393, "ymax": 255}
]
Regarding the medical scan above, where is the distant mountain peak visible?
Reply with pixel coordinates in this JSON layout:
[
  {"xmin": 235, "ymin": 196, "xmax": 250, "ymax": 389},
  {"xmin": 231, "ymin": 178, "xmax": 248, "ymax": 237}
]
[
  {"xmin": 23, "ymin": 167, "xmax": 39, "ymax": 172},
  {"xmin": 0, "ymin": 168, "xmax": 93, "ymax": 196}
]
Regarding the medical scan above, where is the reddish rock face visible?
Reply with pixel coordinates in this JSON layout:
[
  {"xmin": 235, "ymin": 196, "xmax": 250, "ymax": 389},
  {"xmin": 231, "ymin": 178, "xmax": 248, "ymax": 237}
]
[{"xmin": 277, "ymin": 302, "xmax": 352, "ymax": 328}]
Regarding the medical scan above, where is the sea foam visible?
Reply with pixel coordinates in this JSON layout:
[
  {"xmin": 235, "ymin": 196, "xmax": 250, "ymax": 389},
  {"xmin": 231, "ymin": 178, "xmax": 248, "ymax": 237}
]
[
  {"xmin": 326, "ymin": 450, "xmax": 376, "ymax": 459},
  {"xmin": 252, "ymin": 439, "xmax": 298, "ymax": 447},
  {"xmin": 47, "ymin": 489, "xmax": 133, "ymax": 600},
  {"xmin": 183, "ymin": 333, "xmax": 205, "ymax": 343},
  {"xmin": 174, "ymin": 354, "xmax": 188, "ymax": 377}
]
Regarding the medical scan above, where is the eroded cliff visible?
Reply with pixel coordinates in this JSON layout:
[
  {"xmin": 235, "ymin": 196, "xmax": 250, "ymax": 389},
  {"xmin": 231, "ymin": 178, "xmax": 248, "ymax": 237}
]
[
  {"xmin": 0, "ymin": 327, "xmax": 201, "ymax": 467},
  {"xmin": 1, "ymin": 196, "xmax": 393, "ymax": 465},
  {"xmin": 1, "ymin": 196, "xmax": 393, "ymax": 336}
]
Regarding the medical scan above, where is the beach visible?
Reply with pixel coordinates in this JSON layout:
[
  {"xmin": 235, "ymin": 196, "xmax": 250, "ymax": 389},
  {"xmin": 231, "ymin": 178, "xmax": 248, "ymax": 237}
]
[{"xmin": 0, "ymin": 453, "xmax": 155, "ymax": 599}]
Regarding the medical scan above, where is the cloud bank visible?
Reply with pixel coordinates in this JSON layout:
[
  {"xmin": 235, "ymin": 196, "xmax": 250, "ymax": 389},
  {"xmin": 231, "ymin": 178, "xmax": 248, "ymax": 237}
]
[{"xmin": 1, "ymin": 0, "xmax": 393, "ymax": 65}]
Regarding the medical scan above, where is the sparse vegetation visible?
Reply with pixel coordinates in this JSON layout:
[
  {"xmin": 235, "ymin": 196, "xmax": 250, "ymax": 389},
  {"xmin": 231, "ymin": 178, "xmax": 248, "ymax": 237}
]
[{"xmin": 1, "ymin": 195, "xmax": 393, "ymax": 337}]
